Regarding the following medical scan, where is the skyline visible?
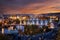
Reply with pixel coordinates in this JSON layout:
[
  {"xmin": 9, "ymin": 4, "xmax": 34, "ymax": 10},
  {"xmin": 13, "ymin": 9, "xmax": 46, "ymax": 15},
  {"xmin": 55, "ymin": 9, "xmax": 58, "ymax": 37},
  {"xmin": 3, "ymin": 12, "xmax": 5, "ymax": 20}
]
[{"xmin": 0, "ymin": 0, "xmax": 60, "ymax": 14}]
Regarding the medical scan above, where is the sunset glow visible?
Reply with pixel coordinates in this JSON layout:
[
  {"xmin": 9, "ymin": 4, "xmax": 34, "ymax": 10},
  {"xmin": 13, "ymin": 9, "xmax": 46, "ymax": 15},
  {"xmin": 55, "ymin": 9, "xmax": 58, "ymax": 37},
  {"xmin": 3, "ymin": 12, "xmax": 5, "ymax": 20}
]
[{"xmin": 0, "ymin": 0, "xmax": 60, "ymax": 14}]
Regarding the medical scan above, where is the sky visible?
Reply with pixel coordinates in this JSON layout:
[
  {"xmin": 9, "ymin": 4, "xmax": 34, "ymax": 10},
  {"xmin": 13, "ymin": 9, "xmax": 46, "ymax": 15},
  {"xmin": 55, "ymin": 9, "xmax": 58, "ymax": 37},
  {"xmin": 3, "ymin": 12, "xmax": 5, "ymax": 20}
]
[{"xmin": 0, "ymin": 0, "xmax": 60, "ymax": 14}]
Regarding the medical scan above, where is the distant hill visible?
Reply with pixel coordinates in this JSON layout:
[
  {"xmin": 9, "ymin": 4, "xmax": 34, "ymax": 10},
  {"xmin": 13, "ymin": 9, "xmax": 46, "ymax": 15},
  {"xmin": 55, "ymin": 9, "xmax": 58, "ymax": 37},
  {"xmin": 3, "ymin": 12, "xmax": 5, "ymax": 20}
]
[
  {"xmin": 0, "ymin": 12, "xmax": 60, "ymax": 17},
  {"xmin": 38, "ymin": 12, "xmax": 60, "ymax": 17}
]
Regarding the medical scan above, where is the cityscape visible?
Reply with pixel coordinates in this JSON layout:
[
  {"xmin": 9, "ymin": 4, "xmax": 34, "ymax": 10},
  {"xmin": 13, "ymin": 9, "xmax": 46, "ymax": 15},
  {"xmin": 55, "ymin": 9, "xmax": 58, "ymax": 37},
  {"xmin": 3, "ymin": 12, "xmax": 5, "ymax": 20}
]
[
  {"xmin": 0, "ymin": 13, "xmax": 60, "ymax": 40},
  {"xmin": 0, "ymin": 0, "xmax": 60, "ymax": 40}
]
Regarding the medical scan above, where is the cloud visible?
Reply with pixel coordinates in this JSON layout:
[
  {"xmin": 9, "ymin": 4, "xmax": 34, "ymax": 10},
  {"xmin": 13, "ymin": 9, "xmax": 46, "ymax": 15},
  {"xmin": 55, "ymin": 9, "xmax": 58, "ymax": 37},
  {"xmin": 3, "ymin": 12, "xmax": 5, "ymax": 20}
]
[{"xmin": 0, "ymin": 0, "xmax": 60, "ymax": 14}]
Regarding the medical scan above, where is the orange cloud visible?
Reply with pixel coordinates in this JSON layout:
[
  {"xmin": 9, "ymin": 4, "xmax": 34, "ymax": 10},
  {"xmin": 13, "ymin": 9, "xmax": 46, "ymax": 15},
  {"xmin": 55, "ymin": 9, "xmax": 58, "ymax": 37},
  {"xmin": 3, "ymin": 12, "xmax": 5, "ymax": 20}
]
[{"xmin": 1, "ymin": 0, "xmax": 60, "ymax": 14}]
